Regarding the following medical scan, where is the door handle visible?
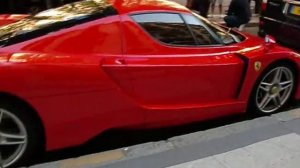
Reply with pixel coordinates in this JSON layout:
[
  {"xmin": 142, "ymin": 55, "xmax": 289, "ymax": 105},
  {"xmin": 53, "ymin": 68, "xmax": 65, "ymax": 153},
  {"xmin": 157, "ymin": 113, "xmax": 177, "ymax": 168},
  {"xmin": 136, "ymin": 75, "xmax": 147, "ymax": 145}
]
[
  {"xmin": 101, "ymin": 58, "xmax": 126, "ymax": 67},
  {"xmin": 115, "ymin": 59, "xmax": 126, "ymax": 65}
]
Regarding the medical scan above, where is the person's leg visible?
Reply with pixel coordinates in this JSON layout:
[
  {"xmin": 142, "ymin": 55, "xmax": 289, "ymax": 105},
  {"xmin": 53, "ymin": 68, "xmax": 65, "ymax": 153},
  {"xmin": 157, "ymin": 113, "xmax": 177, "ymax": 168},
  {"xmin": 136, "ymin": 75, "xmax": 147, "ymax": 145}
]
[
  {"xmin": 218, "ymin": 0, "xmax": 223, "ymax": 15},
  {"xmin": 203, "ymin": 0, "xmax": 211, "ymax": 17},
  {"xmin": 198, "ymin": 0, "xmax": 210, "ymax": 18},
  {"xmin": 198, "ymin": 3, "xmax": 206, "ymax": 17},
  {"xmin": 224, "ymin": 15, "xmax": 241, "ymax": 28},
  {"xmin": 255, "ymin": 0, "xmax": 262, "ymax": 14},
  {"xmin": 211, "ymin": 0, "xmax": 216, "ymax": 15}
]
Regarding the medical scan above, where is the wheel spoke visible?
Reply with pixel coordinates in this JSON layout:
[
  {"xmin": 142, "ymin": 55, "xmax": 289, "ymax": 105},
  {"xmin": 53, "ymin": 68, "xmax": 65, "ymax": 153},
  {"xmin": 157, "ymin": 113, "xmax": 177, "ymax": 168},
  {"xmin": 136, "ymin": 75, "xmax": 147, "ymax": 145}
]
[
  {"xmin": 273, "ymin": 68, "xmax": 283, "ymax": 83},
  {"xmin": 280, "ymin": 80, "xmax": 293, "ymax": 91},
  {"xmin": 260, "ymin": 82, "xmax": 272, "ymax": 92},
  {"xmin": 259, "ymin": 94, "xmax": 272, "ymax": 109},
  {"xmin": 0, "ymin": 132, "xmax": 26, "ymax": 146},
  {"xmin": 256, "ymin": 66, "xmax": 295, "ymax": 113},
  {"xmin": 273, "ymin": 95, "xmax": 282, "ymax": 107},
  {"xmin": 0, "ymin": 109, "xmax": 28, "ymax": 167}
]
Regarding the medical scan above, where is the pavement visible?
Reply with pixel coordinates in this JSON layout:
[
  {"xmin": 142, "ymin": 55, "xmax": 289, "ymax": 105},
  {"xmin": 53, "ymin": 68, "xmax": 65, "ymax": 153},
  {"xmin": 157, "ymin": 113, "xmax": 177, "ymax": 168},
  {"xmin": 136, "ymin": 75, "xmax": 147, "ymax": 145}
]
[{"xmin": 30, "ymin": 107, "xmax": 300, "ymax": 168}]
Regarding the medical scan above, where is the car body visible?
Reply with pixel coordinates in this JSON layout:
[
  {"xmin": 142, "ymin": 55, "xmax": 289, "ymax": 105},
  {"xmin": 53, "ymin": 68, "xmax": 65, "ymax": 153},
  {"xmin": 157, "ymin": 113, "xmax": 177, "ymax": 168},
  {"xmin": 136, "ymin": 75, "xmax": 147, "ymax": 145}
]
[
  {"xmin": 0, "ymin": 14, "xmax": 28, "ymax": 26},
  {"xmin": 259, "ymin": 0, "xmax": 300, "ymax": 50},
  {"xmin": 1, "ymin": 0, "xmax": 300, "ymax": 167}
]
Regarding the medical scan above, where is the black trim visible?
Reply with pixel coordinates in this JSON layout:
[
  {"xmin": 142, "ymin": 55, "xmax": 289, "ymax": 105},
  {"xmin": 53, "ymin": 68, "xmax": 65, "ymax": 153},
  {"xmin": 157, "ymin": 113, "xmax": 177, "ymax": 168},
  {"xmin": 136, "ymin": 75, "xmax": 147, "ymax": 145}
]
[
  {"xmin": 130, "ymin": 12, "xmax": 224, "ymax": 48},
  {"xmin": 179, "ymin": 14, "xmax": 199, "ymax": 45},
  {"xmin": 235, "ymin": 53, "xmax": 249, "ymax": 98},
  {"xmin": 180, "ymin": 13, "xmax": 222, "ymax": 45}
]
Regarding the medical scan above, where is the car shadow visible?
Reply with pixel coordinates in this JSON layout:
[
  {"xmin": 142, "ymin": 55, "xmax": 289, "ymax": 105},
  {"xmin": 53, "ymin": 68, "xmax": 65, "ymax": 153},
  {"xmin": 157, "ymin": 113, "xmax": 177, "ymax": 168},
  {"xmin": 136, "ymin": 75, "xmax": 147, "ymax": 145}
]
[{"xmin": 35, "ymin": 101, "xmax": 300, "ymax": 166}]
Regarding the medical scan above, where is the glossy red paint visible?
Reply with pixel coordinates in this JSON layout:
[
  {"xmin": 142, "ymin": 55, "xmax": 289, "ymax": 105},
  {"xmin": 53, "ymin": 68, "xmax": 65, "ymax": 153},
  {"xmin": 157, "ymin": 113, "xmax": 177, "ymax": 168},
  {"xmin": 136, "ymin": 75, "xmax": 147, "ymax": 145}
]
[
  {"xmin": 0, "ymin": 14, "xmax": 28, "ymax": 26},
  {"xmin": 0, "ymin": 0, "xmax": 300, "ymax": 152}
]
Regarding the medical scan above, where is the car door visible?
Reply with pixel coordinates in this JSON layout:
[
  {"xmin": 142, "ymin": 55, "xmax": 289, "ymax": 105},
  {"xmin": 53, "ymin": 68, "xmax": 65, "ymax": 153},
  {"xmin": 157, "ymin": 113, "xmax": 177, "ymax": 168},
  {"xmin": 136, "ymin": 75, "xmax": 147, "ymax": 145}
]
[
  {"xmin": 263, "ymin": 0, "xmax": 287, "ymax": 37},
  {"xmin": 281, "ymin": 0, "xmax": 300, "ymax": 49},
  {"xmin": 103, "ymin": 13, "xmax": 245, "ymax": 113}
]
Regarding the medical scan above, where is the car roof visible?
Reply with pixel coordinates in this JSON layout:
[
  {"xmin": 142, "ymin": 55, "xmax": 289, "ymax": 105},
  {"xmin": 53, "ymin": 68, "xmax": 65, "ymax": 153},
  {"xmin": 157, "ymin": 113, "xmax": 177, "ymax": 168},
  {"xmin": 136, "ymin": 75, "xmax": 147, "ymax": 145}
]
[{"xmin": 107, "ymin": 0, "xmax": 190, "ymax": 14}]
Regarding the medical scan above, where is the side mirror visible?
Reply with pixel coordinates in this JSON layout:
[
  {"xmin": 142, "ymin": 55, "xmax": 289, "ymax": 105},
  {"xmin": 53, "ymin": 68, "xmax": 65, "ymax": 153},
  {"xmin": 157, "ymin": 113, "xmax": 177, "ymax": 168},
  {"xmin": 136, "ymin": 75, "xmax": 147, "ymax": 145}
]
[
  {"xmin": 265, "ymin": 35, "xmax": 276, "ymax": 44},
  {"xmin": 264, "ymin": 35, "xmax": 276, "ymax": 50}
]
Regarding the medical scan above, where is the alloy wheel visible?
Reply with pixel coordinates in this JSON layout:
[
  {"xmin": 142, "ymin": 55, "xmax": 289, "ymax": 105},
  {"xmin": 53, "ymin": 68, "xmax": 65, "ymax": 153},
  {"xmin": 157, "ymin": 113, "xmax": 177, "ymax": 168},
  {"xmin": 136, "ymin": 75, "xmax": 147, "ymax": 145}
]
[
  {"xmin": 255, "ymin": 66, "xmax": 294, "ymax": 113},
  {"xmin": 0, "ymin": 109, "xmax": 27, "ymax": 168}
]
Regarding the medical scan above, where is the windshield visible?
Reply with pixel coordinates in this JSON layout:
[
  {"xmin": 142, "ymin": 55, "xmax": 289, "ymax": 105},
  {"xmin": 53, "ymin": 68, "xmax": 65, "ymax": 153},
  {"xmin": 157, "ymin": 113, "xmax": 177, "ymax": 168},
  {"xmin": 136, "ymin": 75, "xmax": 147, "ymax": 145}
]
[{"xmin": 0, "ymin": 0, "xmax": 116, "ymax": 47}]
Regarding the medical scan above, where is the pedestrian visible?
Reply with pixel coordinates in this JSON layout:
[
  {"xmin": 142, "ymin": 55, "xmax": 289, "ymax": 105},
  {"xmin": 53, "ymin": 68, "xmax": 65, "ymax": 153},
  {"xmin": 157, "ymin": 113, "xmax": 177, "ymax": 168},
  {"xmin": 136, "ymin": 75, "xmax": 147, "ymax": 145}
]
[
  {"xmin": 198, "ymin": 0, "xmax": 211, "ymax": 18},
  {"xmin": 186, "ymin": 0, "xmax": 211, "ymax": 18},
  {"xmin": 27, "ymin": 2, "xmax": 42, "ymax": 15},
  {"xmin": 211, "ymin": 0, "xmax": 224, "ymax": 17},
  {"xmin": 249, "ymin": 0, "xmax": 262, "ymax": 14},
  {"xmin": 224, "ymin": 0, "xmax": 252, "ymax": 28}
]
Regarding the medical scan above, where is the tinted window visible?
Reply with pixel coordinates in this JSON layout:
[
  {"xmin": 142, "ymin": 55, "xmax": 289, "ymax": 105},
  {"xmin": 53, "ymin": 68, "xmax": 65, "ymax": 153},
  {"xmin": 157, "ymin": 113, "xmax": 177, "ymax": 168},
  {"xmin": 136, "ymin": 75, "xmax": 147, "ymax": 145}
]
[
  {"xmin": 182, "ymin": 14, "xmax": 219, "ymax": 45},
  {"xmin": 192, "ymin": 13, "xmax": 244, "ymax": 44},
  {"xmin": 132, "ymin": 13, "xmax": 197, "ymax": 46},
  {"xmin": 0, "ymin": 0, "xmax": 117, "ymax": 47}
]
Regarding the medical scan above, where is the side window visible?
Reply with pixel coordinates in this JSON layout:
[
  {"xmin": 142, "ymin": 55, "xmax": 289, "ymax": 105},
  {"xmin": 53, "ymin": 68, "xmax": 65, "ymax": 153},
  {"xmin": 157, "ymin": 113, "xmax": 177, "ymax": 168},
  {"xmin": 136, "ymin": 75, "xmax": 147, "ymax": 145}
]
[
  {"xmin": 182, "ymin": 14, "xmax": 219, "ymax": 45},
  {"xmin": 131, "ymin": 13, "xmax": 197, "ymax": 46}
]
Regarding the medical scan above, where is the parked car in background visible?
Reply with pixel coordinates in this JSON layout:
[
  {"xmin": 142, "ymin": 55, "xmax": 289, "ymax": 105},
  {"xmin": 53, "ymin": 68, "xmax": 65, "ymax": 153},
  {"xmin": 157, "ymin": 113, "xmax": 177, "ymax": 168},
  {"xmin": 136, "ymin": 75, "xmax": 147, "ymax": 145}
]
[
  {"xmin": 1, "ymin": 0, "xmax": 300, "ymax": 167},
  {"xmin": 259, "ymin": 0, "xmax": 300, "ymax": 50}
]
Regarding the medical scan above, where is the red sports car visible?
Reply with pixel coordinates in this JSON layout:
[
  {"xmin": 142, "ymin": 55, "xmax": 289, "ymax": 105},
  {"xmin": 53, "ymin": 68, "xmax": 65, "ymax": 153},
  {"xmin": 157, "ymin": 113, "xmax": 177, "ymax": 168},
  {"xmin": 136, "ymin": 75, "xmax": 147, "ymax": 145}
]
[
  {"xmin": 0, "ymin": 14, "xmax": 28, "ymax": 27},
  {"xmin": 0, "ymin": 0, "xmax": 300, "ymax": 167}
]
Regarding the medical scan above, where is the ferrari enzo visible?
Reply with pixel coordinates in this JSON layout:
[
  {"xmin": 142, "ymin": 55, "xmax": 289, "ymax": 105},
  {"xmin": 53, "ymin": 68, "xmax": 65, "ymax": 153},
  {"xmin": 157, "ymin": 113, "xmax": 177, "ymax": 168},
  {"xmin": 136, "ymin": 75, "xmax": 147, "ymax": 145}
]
[
  {"xmin": 0, "ymin": 15, "xmax": 28, "ymax": 27},
  {"xmin": 0, "ymin": 0, "xmax": 300, "ymax": 167}
]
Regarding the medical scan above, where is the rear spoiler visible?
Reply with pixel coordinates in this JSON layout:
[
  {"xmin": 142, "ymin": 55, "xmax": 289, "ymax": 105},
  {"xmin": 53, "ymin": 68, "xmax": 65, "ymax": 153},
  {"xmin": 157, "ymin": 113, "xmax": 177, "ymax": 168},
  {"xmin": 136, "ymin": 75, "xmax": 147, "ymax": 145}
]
[{"xmin": 0, "ymin": 14, "xmax": 29, "ymax": 27}]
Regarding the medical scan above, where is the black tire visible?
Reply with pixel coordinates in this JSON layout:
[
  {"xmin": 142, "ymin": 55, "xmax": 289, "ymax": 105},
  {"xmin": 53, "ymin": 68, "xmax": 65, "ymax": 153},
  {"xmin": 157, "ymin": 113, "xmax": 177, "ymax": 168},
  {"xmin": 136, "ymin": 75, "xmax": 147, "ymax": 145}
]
[
  {"xmin": 0, "ymin": 99, "xmax": 44, "ymax": 168},
  {"xmin": 248, "ymin": 63, "xmax": 296, "ymax": 115}
]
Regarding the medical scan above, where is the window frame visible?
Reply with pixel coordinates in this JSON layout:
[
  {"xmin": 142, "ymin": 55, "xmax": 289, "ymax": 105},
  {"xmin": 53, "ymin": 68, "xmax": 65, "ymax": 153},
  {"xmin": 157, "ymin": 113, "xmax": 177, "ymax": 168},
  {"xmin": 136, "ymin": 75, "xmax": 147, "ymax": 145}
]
[
  {"xmin": 181, "ymin": 13, "xmax": 224, "ymax": 45},
  {"xmin": 130, "ymin": 12, "xmax": 224, "ymax": 48}
]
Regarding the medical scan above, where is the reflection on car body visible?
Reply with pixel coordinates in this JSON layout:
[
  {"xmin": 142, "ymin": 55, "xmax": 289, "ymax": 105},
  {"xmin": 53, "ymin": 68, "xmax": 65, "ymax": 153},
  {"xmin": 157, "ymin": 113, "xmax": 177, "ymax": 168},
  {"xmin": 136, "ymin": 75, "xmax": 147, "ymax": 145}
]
[{"xmin": 1, "ymin": 0, "xmax": 300, "ymax": 167}]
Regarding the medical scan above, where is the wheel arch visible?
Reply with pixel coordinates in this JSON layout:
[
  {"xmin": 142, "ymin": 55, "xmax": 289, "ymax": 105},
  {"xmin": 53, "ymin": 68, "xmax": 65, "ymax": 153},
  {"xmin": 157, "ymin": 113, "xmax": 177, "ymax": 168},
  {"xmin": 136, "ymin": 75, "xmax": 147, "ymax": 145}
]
[
  {"xmin": 0, "ymin": 92, "xmax": 46, "ymax": 150},
  {"xmin": 268, "ymin": 58, "xmax": 298, "ymax": 71},
  {"xmin": 247, "ymin": 58, "xmax": 299, "ymax": 113},
  {"xmin": 256, "ymin": 58, "xmax": 299, "ymax": 99},
  {"xmin": 266, "ymin": 58, "xmax": 299, "ymax": 88}
]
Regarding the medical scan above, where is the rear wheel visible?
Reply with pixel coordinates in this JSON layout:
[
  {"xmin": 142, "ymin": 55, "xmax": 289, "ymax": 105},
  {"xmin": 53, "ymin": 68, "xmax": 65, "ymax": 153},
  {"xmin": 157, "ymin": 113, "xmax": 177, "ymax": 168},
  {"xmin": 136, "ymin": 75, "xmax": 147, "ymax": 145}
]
[
  {"xmin": 0, "ymin": 101, "xmax": 43, "ymax": 168},
  {"xmin": 249, "ymin": 63, "xmax": 296, "ymax": 114}
]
